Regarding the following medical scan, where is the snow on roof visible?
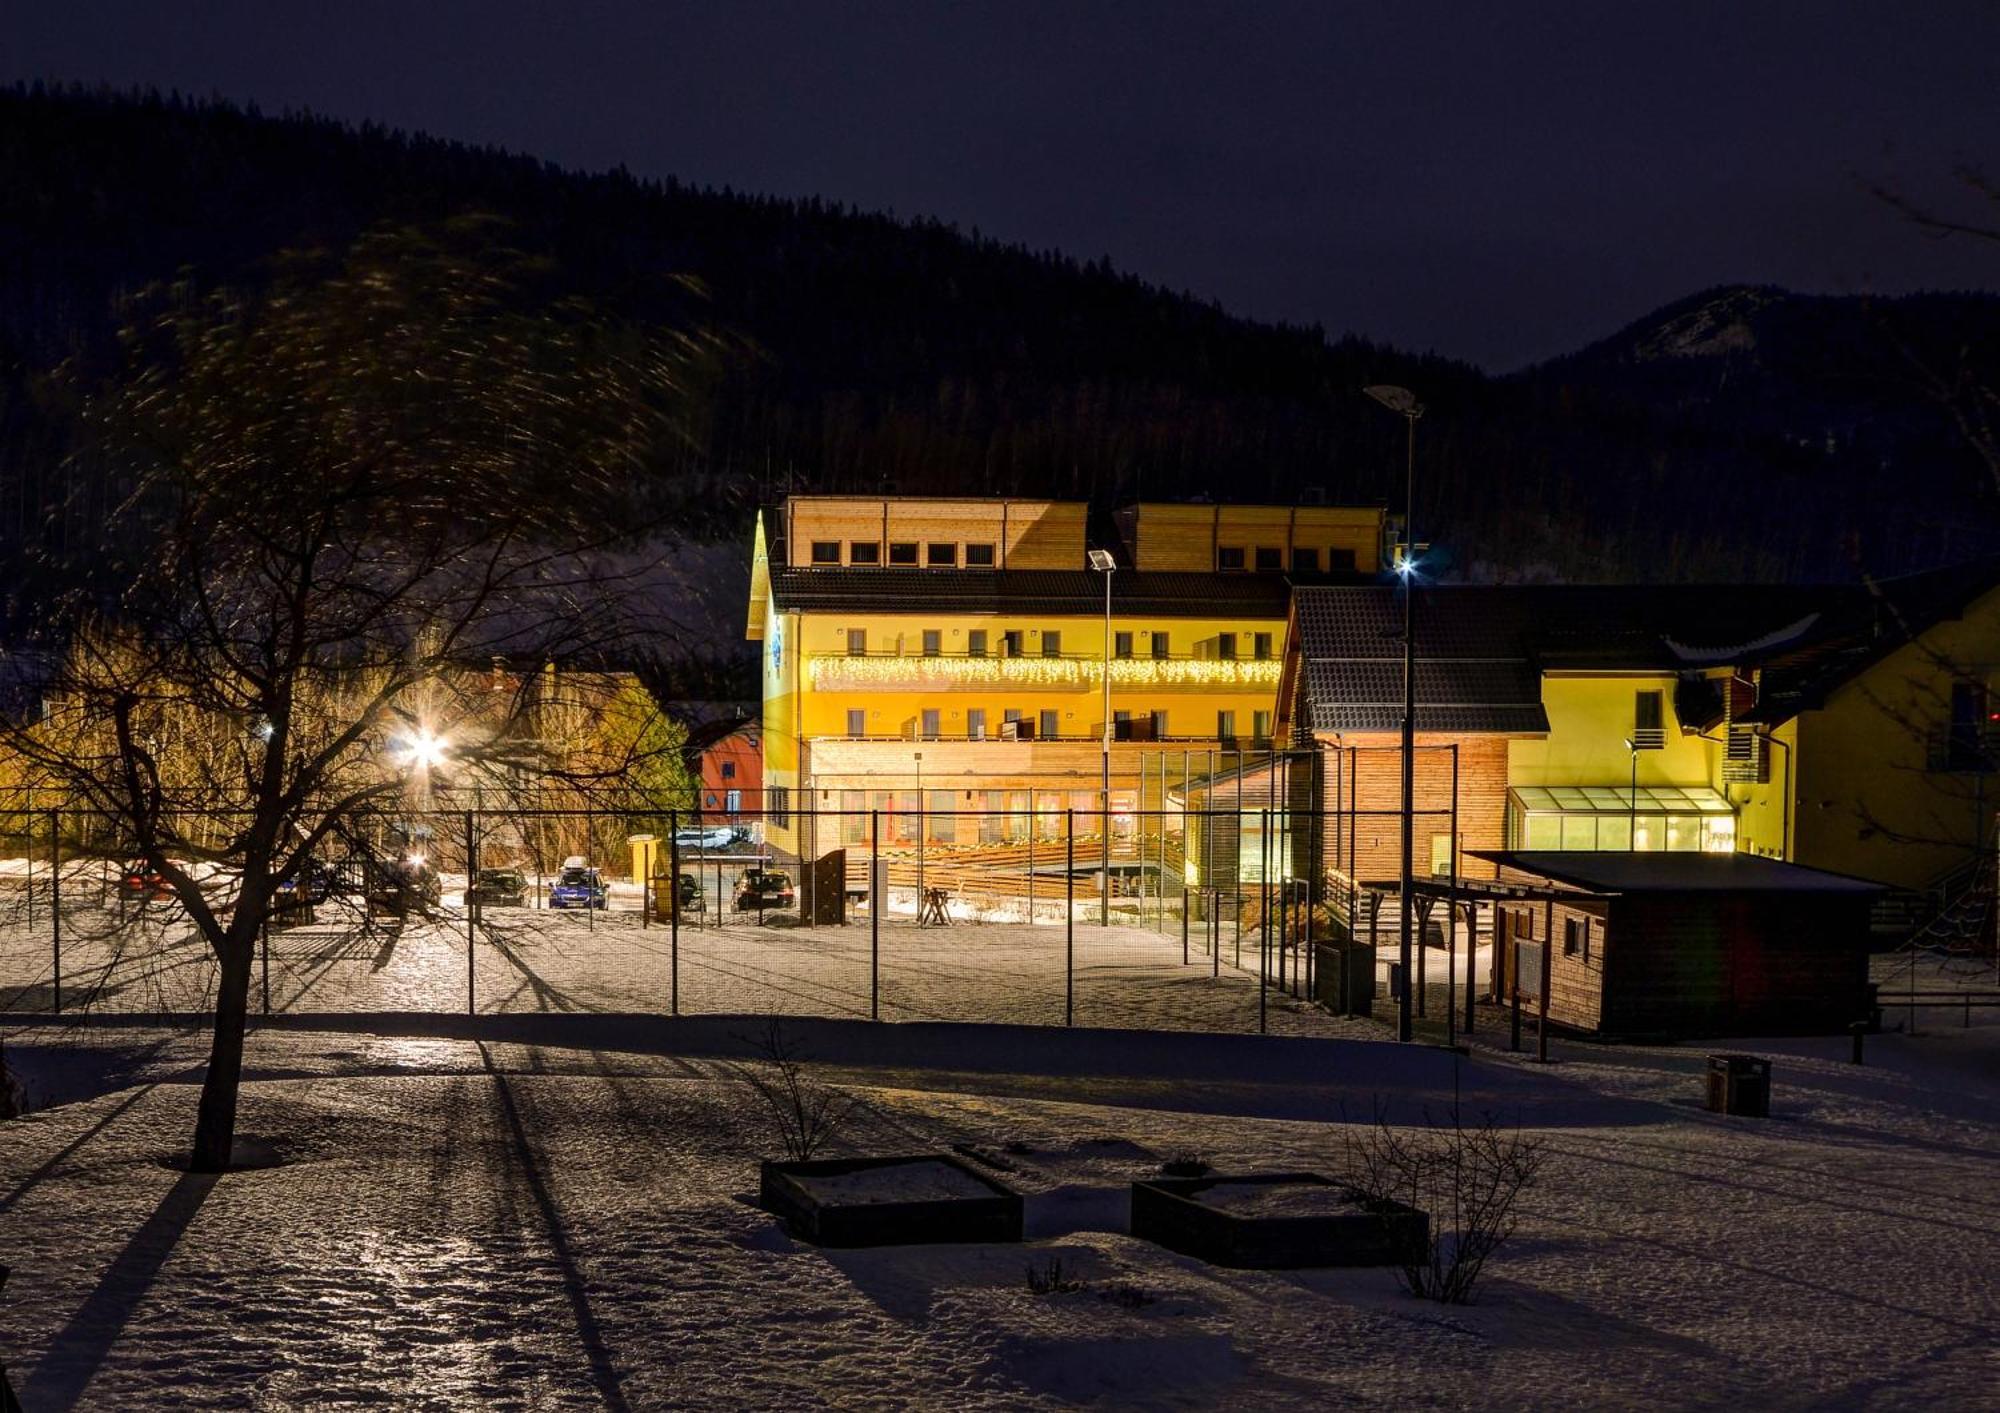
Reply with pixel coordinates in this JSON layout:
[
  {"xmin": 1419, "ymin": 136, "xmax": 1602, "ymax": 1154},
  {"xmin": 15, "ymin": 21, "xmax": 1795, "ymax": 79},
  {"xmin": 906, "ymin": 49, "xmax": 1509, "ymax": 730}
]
[{"xmin": 1470, "ymin": 850, "xmax": 1885, "ymax": 894}]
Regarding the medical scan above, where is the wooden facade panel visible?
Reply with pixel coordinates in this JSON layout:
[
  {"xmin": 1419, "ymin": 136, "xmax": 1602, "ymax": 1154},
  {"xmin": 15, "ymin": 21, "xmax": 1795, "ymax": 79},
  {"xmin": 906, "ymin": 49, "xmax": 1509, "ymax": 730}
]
[
  {"xmin": 1316, "ymin": 733, "xmax": 1513, "ymax": 883},
  {"xmin": 1119, "ymin": 504, "xmax": 1385, "ymax": 572},
  {"xmin": 784, "ymin": 498, "xmax": 1085, "ymax": 568}
]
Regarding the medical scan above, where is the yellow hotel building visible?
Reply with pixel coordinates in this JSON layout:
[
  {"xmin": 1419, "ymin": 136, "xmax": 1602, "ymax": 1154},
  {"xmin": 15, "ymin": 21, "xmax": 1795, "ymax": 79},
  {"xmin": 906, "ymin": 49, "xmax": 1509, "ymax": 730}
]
[{"xmin": 746, "ymin": 495, "xmax": 1386, "ymax": 865}]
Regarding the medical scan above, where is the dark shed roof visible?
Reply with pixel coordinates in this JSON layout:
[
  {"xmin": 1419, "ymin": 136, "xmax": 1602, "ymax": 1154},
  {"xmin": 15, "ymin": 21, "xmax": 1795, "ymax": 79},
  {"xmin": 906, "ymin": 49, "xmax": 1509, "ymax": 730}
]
[{"xmin": 1471, "ymin": 851, "xmax": 1884, "ymax": 894}]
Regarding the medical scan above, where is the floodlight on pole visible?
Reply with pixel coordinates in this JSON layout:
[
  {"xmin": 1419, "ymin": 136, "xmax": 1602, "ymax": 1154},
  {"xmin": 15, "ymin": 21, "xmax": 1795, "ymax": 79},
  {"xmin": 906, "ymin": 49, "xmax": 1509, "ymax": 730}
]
[
  {"xmin": 1089, "ymin": 548, "xmax": 1117, "ymax": 924},
  {"xmin": 1363, "ymin": 382, "xmax": 1424, "ymax": 1043}
]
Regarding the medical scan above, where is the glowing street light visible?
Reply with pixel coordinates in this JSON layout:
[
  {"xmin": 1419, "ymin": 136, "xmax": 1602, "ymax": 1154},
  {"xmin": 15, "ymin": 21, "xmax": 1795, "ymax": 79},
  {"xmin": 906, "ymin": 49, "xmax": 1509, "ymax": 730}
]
[{"xmin": 395, "ymin": 729, "xmax": 450, "ymax": 772}]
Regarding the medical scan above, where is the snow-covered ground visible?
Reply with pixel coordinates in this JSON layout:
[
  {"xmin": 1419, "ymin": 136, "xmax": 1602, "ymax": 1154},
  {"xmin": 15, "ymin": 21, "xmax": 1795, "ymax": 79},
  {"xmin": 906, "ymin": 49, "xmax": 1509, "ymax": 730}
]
[{"xmin": 1, "ymin": 1006, "xmax": 1996, "ymax": 1409}]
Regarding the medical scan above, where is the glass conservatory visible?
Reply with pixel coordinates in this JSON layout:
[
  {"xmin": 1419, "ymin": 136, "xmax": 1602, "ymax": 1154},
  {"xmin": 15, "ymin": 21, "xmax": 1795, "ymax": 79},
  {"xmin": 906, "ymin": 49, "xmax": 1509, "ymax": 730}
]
[{"xmin": 1507, "ymin": 784, "xmax": 1737, "ymax": 853}]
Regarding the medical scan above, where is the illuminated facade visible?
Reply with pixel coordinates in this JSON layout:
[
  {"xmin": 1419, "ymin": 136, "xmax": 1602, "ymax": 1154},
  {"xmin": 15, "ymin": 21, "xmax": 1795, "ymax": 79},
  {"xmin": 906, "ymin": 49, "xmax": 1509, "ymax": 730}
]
[{"xmin": 746, "ymin": 495, "xmax": 1387, "ymax": 866}]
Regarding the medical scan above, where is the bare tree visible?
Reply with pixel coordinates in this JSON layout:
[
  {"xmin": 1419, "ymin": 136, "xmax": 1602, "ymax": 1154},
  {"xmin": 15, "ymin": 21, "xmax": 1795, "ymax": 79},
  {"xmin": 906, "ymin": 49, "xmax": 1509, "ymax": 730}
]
[{"xmin": 1, "ymin": 216, "xmax": 720, "ymax": 1170}]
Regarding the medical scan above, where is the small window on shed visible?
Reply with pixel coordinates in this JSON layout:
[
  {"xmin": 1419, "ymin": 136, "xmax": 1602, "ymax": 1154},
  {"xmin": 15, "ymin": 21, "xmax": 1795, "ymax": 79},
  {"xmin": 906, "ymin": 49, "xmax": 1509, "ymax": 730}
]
[{"xmin": 1563, "ymin": 917, "xmax": 1581, "ymax": 956}]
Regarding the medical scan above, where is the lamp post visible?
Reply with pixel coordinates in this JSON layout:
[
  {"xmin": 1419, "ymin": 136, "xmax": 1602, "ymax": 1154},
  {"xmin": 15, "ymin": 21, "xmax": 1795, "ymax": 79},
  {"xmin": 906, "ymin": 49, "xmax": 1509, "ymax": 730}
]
[
  {"xmin": 1365, "ymin": 383, "xmax": 1424, "ymax": 1043},
  {"xmin": 914, "ymin": 749, "xmax": 924, "ymax": 925},
  {"xmin": 1089, "ymin": 548, "xmax": 1117, "ymax": 925},
  {"xmin": 1623, "ymin": 737, "xmax": 1638, "ymax": 850}
]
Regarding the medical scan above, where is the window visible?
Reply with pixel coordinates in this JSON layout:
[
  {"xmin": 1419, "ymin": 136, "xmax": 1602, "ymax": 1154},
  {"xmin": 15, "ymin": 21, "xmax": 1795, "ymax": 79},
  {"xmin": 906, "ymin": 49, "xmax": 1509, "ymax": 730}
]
[
  {"xmin": 848, "ymin": 541, "xmax": 881, "ymax": 565},
  {"xmin": 1114, "ymin": 631, "xmax": 1134, "ymax": 660},
  {"xmin": 1042, "ymin": 631, "xmax": 1062, "ymax": 658},
  {"xmin": 1255, "ymin": 546, "xmax": 1282, "ymax": 570},
  {"xmin": 1253, "ymin": 632, "xmax": 1273, "ymax": 660},
  {"xmin": 1327, "ymin": 548, "xmax": 1357, "ymax": 571},
  {"xmin": 964, "ymin": 542, "xmax": 996, "ymax": 566},
  {"xmin": 1633, "ymin": 690, "xmax": 1665, "ymax": 749},
  {"xmin": 725, "ymin": 789, "xmax": 741, "ymax": 814},
  {"xmin": 927, "ymin": 542, "xmax": 957, "ymax": 566},
  {"xmin": 1150, "ymin": 631, "xmax": 1170, "ymax": 659},
  {"xmin": 1563, "ymin": 917, "xmax": 1582, "ymax": 957},
  {"xmin": 922, "ymin": 629, "xmax": 942, "ymax": 657},
  {"xmin": 1431, "ymin": 834, "xmax": 1454, "ymax": 876},
  {"xmin": 1003, "ymin": 708, "xmax": 1024, "ymax": 738},
  {"xmin": 1150, "ymin": 709, "xmax": 1169, "ymax": 738},
  {"xmin": 720, "ymin": 761, "xmax": 736, "ymax": 780},
  {"xmin": 1002, "ymin": 629, "xmax": 1024, "ymax": 658},
  {"xmin": 1113, "ymin": 709, "xmax": 1132, "ymax": 740},
  {"xmin": 1039, "ymin": 709, "xmax": 1061, "ymax": 739},
  {"xmin": 1217, "ymin": 710, "xmax": 1237, "ymax": 740},
  {"xmin": 967, "ymin": 629, "xmax": 988, "ymax": 657},
  {"xmin": 1252, "ymin": 710, "xmax": 1272, "ymax": 743},
  {"xmin": 1217, "ymin": 546, "xmax": 1246, "ymax": 570},
  {"xmin": 810, "ymin": 540, "xmax": 841, "ymax": 565},
  {"xmin": 767, "ymin": 784, "xmax": 789, "ymax": 829},
  {"xmin": 1945, "ymin": 680, "xmax": 1992, "ymax": 771},
  {"xmin": 846, "ymin": 629, "xmax": 867, "ymax": 657},
  {"xmin": 888, "ymin": 542, "xmax": 919, "ymax": 565},
  {"xmin": 967, "ymin": 708, "xmax": 986, "ymax": 739},
  {"xmin": 846, "ymin": 709, "xmax": 866, "ymax": 736},
  {"xmin": 921, "ymin": 708, "xmax": 941, "ymax": 737},
  {"xmin": 1216, "ymin": 632, "xmax": 1238, "ymax": 661},
  {"xmin": 1292, "ymin": 547, "xmax": 1319, "ymax": 573}
]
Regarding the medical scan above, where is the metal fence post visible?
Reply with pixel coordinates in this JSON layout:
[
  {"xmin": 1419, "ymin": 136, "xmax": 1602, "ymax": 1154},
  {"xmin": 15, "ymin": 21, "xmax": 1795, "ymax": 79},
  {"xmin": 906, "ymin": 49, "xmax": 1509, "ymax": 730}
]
[
  {"xmin": 464, "ymin": 809, "xmax": 477, "ymax": 1015},
  {"xmin": 49, "ymin": 810, "xmax": 61, "ymax": 1016},
  {"xmin": 1259, "ymin": 808, "xmax": 1269, "ymax": 1035},
  {"xmin": 1026, "ymin": 791, "xmax": 1035, "ymax": 925},
  {"xmin": 669, "ymin": 809, "xmax": 679, "ymax": 1016},
  {"xmin": 870, "ymin": 809, "xmax": 880, "ymax": 1020},
  {"xmin": 1065, "ymin": 809, "xmax": 1075, "ymax": 1027}
]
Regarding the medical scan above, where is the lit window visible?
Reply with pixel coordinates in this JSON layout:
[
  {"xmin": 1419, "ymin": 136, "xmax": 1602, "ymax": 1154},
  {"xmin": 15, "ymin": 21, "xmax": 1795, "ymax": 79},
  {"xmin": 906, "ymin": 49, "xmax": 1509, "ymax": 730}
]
[
  {"xmin": 1039, "ymin": 709, "xmax": 1061, "ymax": 739},
  {"xmin": 927, "ymin": 542, "xmax": 957, "ymax": 566},
  {"xmin": 967, "ymin": 709, "xmax": 986, "ymax": 739},
  {"xmin": 849, "ymin": 541, "xmax": 881, "ymax": 565},
  {"xmin": 1217, "ymin": 710, "xmax": 1237, "ymax": 740},
  {"xmin": 965, "ymin": 543, "xmax": 996, "ymax": 566},
  {"xmin": 810, "ymin": 541, "xmax": 840, "ymax": 565},
  {"xmin": 921, "ymin": 709, "xmax": 941, "ymax": 736},
  {"xmin": 1253, "ymin": 710, "xmax": 1271, "ymax": 741}
]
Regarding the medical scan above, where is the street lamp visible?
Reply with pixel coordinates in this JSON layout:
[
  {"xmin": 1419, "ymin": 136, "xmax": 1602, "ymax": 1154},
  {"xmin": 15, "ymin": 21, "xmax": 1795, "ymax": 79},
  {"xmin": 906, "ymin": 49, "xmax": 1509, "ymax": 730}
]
[
  {"xmin": 1089, "ymin": 548, "xmax": 1117, "ymax": 925},
  {"xmin": 1364, "ymin": 383, "xmax": 1424, "ymax": 1043},
  {"xmin": 1623, "ymin": 738, "xmax": 1638, "ymax": 851}
]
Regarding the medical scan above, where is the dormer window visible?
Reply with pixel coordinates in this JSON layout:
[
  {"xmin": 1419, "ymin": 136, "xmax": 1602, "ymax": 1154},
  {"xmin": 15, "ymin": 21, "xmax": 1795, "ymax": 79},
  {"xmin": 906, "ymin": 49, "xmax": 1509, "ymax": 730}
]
[{"xmin": 810, "ymin": 541, "xmax": 841, "ymax": 565}]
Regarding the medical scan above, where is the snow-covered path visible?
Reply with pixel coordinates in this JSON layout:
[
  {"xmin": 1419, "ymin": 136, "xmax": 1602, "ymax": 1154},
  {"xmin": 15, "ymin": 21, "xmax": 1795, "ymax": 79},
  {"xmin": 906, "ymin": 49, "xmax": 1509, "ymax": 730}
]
[{"xmin": 2, "ymin": 1018, "xmax": 1996, "ymax": 1409}]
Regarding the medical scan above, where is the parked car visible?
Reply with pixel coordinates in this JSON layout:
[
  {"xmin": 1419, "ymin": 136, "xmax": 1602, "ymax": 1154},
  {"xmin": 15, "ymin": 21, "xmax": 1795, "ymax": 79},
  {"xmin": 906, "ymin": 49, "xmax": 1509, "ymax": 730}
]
[
  {"xmin": 369, "ymin": 856, "xmax": 442, "ymax": 915},
  {"xmin": 118, "ymin": 860, "xmax": 175, "ymax": 902},
  {"xmin": 676, "ymin": 872, "xmax": 703, "ymax": 911},
  {"xmin": 549, "ymin": 862, "xmax": 609, "ymax": 910},
  {"xmin": 465, "ymin": 868, "xmax": 529, "ymax": 907},
  {"xmin": 734, "ymin": 868, "xmax": 795, "ymax": 911},
  {"xmin": 672, "ymin": 824, "xmax": 739, "ymax": 851}
]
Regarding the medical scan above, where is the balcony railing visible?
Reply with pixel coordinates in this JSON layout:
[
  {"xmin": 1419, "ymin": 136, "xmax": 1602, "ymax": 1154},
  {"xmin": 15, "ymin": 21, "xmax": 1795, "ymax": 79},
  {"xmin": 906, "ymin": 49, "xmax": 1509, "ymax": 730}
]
[{"xmin": 807, "ymin": 653, "xmax": 1282, "ymax": 693}]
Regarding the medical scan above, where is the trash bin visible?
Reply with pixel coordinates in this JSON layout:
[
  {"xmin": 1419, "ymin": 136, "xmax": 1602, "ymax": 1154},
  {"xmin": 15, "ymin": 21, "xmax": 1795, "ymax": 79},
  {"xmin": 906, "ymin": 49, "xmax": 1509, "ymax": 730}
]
[
  {"xmin": 1313, "ymin": 942, "xmax": 1376, "ymax": 1016},
  {"xmin": 1705, "ymin": 1054, "xmax": 1771, "ymax": 1117}
]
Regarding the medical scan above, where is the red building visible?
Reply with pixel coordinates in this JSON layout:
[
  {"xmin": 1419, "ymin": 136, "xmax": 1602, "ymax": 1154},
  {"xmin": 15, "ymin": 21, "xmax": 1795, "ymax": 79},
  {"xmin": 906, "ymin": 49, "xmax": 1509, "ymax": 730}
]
[{"xmin": 684, "ymin": 717, "xmax": 762, "ymax": 822}]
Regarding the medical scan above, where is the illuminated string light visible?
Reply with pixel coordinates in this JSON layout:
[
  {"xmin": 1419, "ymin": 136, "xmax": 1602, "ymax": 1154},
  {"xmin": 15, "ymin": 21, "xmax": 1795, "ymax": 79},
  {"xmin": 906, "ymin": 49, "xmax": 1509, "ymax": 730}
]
[{"xmin": 806, "ymin": 656, "xmax": 1281, "ymax": 692}]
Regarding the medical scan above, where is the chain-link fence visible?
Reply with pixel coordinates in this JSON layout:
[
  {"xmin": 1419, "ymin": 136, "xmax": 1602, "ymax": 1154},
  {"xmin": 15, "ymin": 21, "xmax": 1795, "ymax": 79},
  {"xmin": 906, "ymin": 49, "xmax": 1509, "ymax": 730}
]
[{"xmin": 0, "ymin": 802, "xmax": 1494, "ymax": 1038}]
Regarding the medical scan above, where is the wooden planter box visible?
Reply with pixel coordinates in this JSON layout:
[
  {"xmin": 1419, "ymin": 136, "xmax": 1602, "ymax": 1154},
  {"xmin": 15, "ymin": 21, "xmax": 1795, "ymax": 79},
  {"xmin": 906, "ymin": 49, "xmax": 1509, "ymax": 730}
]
[
  {"xmin": 1130, "ymin": 1172, "xmax": 1427, "ymax": 1269},
  {"xmin": 759, "ymin": 1154, "xmax": 1024, "ymax": 1247}
]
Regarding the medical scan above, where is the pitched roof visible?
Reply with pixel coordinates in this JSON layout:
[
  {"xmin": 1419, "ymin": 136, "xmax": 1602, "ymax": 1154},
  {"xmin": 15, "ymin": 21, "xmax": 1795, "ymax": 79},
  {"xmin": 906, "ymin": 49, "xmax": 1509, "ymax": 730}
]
[
  {"xmin": 1290, "ymin": 559, "xmax": 2000, "ymax": 735},
  {"xmin": 1471, "ymin": 850, "xmax": 1884, "ymax": 894}
]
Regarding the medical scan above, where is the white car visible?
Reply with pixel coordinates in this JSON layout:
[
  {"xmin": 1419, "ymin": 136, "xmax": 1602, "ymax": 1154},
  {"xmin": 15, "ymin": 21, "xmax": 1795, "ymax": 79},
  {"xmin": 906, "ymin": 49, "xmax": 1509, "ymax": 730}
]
[{"xmin": 672, "ymin": 825, "xmax": 738, "ymax": 850}]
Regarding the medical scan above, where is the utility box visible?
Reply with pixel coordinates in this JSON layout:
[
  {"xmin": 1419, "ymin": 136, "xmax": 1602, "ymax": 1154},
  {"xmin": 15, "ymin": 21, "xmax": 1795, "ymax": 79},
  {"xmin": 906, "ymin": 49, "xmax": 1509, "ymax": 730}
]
[
  {"xmin": 1705, "ymin": 1054, "xmax": 1771, "ymax": 1117},
  {"xmin": 1313, "ymin": 942, "xmax": 1376, "ymax": 1016}
]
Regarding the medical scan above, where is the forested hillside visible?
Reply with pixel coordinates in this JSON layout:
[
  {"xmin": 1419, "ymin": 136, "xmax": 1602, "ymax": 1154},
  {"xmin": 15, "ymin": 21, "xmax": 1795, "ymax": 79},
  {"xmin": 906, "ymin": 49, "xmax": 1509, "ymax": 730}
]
[{"xmin": 2, "ymin": 85, "xmax": 1995, "ymax": 621}]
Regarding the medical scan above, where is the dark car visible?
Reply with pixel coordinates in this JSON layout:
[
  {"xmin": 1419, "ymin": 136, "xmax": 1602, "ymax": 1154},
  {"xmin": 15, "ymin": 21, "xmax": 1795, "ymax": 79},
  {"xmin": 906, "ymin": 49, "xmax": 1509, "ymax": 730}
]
[
  {"xmin": 734, "ymin": 869, "xmax": 795, "ymax": 911},
  {"xmin": 118, "ymin": 860, "xmax": 175, "ymax": 902},
  {"xmin": 369, "ymin": 856, "xmax": 442, "ymax": 915},
  {"xmin": 549, "ymin": 864, "xmax": 609, "ymax": 910},
  {"xmin": 465, "ymin": 868, "xmax": 529, "ymax": 907}
]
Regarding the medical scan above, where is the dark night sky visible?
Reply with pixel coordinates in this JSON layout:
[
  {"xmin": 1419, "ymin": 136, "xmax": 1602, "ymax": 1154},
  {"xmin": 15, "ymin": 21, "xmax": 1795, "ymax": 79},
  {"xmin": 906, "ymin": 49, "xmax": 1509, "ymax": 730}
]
[{"xmin": 11, "ymin": 2, "xmax": 2000, "ymax": 369}]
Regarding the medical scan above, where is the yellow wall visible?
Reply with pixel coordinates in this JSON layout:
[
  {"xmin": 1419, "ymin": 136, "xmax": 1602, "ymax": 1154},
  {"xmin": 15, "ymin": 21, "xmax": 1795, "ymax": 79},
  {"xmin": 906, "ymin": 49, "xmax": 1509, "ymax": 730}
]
[{"xmin": 1790, "ymin": 586, "xmax": 2000, "ymax": 890}]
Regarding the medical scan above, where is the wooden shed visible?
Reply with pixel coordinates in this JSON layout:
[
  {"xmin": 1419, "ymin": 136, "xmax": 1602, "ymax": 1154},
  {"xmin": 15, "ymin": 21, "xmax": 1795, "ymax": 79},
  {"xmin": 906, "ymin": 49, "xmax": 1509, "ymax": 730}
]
[{"xmin": 1470, "ymin": 851, "xmax": 1880, "ymax": 1038}]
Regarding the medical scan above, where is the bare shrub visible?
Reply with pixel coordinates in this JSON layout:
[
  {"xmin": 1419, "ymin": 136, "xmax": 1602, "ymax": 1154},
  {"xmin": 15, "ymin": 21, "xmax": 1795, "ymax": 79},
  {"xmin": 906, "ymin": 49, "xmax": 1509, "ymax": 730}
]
[
  {"xmin": 1024, "ymin": 1256, "xmax": 1085, "ymax": 1295},
  {"xmin": 1159, "ymin": 1150, "xmax": 1211, "ymax": 1178},
  {"xmin": 1346, "ymin": 1104, "xmax": 1546, "ymax": 1305},
  {"xmin": 739, "ymin": 1017, "xmax": 858, "ymax": 1162}
]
